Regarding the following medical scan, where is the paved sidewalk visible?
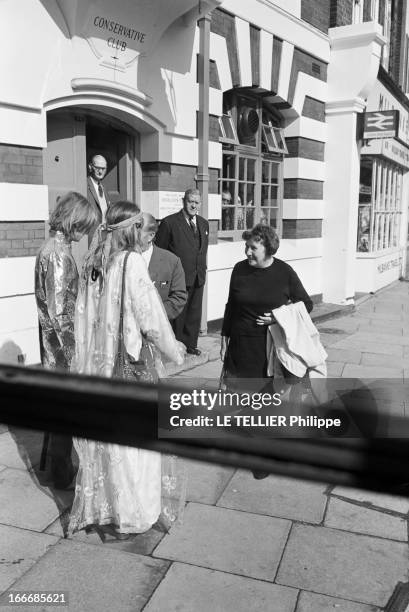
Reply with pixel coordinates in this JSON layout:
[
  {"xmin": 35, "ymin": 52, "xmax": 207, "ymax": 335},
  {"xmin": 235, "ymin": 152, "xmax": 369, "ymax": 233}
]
[{"xmin": 0, "ymin": 281, "xmax": 408, "ymax": 611}]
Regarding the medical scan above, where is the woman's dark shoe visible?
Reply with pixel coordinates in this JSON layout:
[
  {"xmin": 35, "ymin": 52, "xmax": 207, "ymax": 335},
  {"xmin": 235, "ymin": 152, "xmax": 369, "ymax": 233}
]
[
  {"xmin": 252, "ymin": 470, "xmax": 270, "ymax": 480},
  {"xmin": 186, "ymin": 347, "xmax": 201, "ymax": 356}
]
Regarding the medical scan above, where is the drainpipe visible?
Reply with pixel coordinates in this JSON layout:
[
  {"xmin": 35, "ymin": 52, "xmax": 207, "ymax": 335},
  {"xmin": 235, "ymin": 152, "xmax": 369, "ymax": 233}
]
[{"xmin": 197, "ymin": 12, "xmax": 211, "ymax": 333}]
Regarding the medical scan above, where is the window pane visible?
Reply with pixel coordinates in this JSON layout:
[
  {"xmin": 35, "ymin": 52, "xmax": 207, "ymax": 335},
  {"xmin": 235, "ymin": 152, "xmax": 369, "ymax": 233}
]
[
  {"xmin": 359, "ymin": 159, "xmax": 372, "ymax": 204},
  {"xmin": 260, "ymin": 207, "xmax": 269, "ymax": 225},
  {"xmin": 269, "ymin": 186, "xmax": 278, "ymax": 207},
  {"xmin": 262, "ymin": 124, "xmax": 277, "ymax": 151},
  {"xmin": 223, "ymin": 155, "xmax": 236, "ymax": 180},
  {"xmin": 247, "ymin": 159, "xmax": 255, "ymax": 182},
  {"xmin": 269, "ymin": 208, "xmax": 278, "ymax": 229},
  {"xmin": 221, "ymin": 114, "xmax": 236, "ymax": 141},
  {"xmin": 222, "ymin": 207, "xmax": 235, "ymax": 230},
  {"xmin": 273, "ymin": 128, "xmax": 286, "ymax": 152},
  {"xmin": 239, "ymin": 158, "xmax": 245, "ymax": 181},
  {"xmin": 357, "ymin": 205, "xmax": 371, "ymax": 251},
  {"xmin": 270, "ymin": 162, "xmax": 279, "ymax": 181},
  {"xmin": 237, "ymin": 207, "xmax": 245, "ymax": 230},
  {"xmin": 262, "ymin": 161, "xmax": 270, "ymax": 183},
  {"xmin": 246, "ymin": 207, "xmax": 255, "ymax": 229},
  {"xmin": 246, "ymin": 183, "xmax": 255, "ymax": 207},
  {"xmin": 261, "ymin": 184, "xmax": 269, "ymax": 204}
]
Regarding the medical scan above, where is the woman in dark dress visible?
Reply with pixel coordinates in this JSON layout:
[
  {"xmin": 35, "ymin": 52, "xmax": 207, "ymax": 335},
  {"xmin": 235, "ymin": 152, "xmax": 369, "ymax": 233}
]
[{"xmin": 220, "ymin": 224, "xmax": 313, "ymax": 385}]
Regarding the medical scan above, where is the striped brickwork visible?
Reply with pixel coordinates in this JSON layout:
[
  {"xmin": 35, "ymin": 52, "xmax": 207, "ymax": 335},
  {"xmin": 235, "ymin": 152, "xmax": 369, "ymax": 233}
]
[{"xmin": 209, "ymin": 7, "xmax": 327, "ymax": 240}]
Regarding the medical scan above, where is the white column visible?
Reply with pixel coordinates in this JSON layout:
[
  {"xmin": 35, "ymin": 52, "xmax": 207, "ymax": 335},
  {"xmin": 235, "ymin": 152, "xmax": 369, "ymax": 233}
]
[
  {"xmin": 323, "ymin": 22, "xmax": 385, "ymax": 304},
  {"xmin": 323, "ymin": 101, "xmax": 364, "ymax": 303}
]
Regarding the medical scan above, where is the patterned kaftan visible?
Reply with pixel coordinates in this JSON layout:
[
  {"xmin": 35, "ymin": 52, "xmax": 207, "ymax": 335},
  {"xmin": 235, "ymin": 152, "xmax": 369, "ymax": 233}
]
[
  {"xmin": 34, "ymin": 232, "xmax": 78, "ymax": 369},
  {"xmin": 68, "ymin": 251, "xmax": 185, "ymax": 534}
]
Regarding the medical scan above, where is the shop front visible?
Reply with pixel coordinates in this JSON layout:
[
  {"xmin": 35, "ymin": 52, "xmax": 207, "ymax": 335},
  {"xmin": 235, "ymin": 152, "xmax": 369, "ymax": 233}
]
[{"xmin": 355, "ymin": 81, "xmax": 409, "ymax": 292}]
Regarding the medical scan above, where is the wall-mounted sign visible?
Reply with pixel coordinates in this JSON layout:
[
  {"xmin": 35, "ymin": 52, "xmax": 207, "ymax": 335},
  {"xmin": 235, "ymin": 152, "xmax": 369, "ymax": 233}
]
[
  {"xmin": 361, "ymin": 137, "xmax": 409, "ymax": 168},
  {"xmin": 83, "ymin": 3, "xmax": 151, "ymax": 72},
  {"xmin": 363, "ymin": 110, "xmax": 399, "ymax": 140}
]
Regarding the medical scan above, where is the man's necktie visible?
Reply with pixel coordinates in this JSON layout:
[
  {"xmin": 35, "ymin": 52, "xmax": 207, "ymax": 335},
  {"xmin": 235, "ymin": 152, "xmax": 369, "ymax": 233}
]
[
  {"xmin": 189, "ymin": 218, "xmax": 197, "ymax": 234},
  {"xmin": 98, "ymin": 182, "xmax": 103, "ymax": 198}
]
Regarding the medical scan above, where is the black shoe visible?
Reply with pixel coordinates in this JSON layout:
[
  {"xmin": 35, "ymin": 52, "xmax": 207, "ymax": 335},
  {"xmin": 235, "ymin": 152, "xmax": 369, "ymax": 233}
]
[
  {"xmin": 186, "ymin": 347, "xmax": 201, "ymax": 356},
  {"xmin": 252, "ymin": 470, "xmax": 270, "ymax": 480}
]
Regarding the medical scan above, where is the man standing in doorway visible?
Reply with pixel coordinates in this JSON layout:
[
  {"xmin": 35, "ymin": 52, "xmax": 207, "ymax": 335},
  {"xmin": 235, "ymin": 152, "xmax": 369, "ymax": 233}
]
[
  {"xmin": 155, "ymin": 188, "xmax": 209, "ymax": 355},
  {"xmin": 140, "ymin": 212, "xmax": 187, "ymax": 321},
  {"xmin": 87, "ymin": 154, "xmax": 110, "ymax": 222}
]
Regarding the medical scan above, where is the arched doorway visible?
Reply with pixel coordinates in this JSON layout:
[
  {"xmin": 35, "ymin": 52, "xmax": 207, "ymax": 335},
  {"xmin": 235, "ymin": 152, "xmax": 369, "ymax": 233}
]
[{"xmin": 43, "ymin": 108, "xmax": 139, "ymax": 264}]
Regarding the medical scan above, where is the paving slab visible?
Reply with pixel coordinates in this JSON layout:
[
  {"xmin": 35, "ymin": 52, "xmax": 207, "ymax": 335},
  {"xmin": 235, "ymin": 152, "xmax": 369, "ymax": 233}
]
[
  {"xmin": 332, "ymin": 338, "xmax": 403, "ymax": 356},
  {"xmin": 358, "ymin": 324, "xmax": 404, "ymax": 337},
  {"xmin": 317, "ymin": 317, "xmax": 361, "ymax": 332},
  {"xmin": 296, "ymin": 591, "xmax": 381, "ymax": 611},
  {"xmin": 355, "ymin": 311, "xmax": 402, "ymax": 321},
  {"xmin": 182, "ymin": 458, "xmax": 235, "ymax": 504},
  {"xmin": 342, "ymin": 364, "xmax": 403, "ymax": 378},
  {"xmin": 326, "ymin": 348, "xmax": 361, "ymax": 364},
  {"xmin": 173, "ymin": 358, "xmax": 223, "ymax": 379},
  {"xmin": 0, "ymin": 540, "xmax": 169, "ymax": 612},
  {"xmin": 360, "ymin": 352, "xmax": 405, "ymax": 368},
  {"xmin": 44, "ymin": 513, "xmax": 165, "ymax": 556},
  {"xmin": 217, "ymin": 470, "xmax": 327, "ymax": 524},
  {"xmin": 352, "ymin": 331, "xmax": 409, "ymax": 346},
  {"xmin": 324, "ymin": 497, "xmax": 407, "ymax": 541},
  {"xmin": 327, "ymin": 362, "xmax": 344, "ymax": 377},
  {"xmin": 0, "ymin": 524, "xmax": 58, "ymax": 592},
  {"xmin": 276, "ymin": 524, "xmax": 408, "ymax": 607},
  {"xmin": 144, "ymin": 562, "xmax": 299, "ymax": 612},
  {"xmin": 0, "ymin": 468, "xmax": 69, "ymax": 531},
  {"xmin": 0, "ymin": 429, "xmax": 44, "ymax": 471},
  {"xmin": 366, "ymin": 318, "xmax": 406, "ymax": 329},
  {"xmin": 154, "ymin": 502, "xmax": 290, "ymax": 581},
  {"xmin": 331, "ymin": 486, "xmax": 409, "ymax": 514}
]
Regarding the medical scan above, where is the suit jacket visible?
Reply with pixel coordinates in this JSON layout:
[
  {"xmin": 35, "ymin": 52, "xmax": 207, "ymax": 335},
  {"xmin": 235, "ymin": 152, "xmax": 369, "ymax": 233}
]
[
  {"xmin": 87, "ymin": 177, "xmax": 110, "ymax": 223},
  {"xmin": 154, "ymin": 210, "xmax": 209, "ymax": 287},
  {"xmin": 148, "ymin": 245, "xmax": 187, "ymax": 320}
]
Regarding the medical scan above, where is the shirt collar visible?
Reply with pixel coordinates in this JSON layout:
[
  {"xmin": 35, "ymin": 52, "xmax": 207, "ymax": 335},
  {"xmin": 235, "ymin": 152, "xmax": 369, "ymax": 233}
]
[{"xmin": 182, "ymin": 210, "xmax": 197, "ymax": 225}]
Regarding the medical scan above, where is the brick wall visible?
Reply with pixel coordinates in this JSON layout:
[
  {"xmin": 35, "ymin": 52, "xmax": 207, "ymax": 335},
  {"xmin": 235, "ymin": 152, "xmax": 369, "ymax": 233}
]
[
  {"xmin": 141, "ymin": 162, "xmax": 219, "ymax": 195},
  {"xmin": 141, "ymin": 163, "xmax": 197, "ymax": 191},
  {"xmin": 286, "ymin": 137, "xmax": 325, "ymax": 161},
  {"xmin": 209, "ymin": 60, "xmax": 221, "ymax": 89},
  {"xmin": 330, "ymin": 0, "xmax": 353, "ymax": 27},
  {"xmin": 282, "ymin": 219, "xmax": 322, "ymax": 239},
  {"xmin": 250, "ymin": 24, "xmax": 260, "ymax": 87},
  {"xmin": 0, "ymin": 144, "xmax": 43, "ymax": 184},
  {"xmin": 302, "ymin": 96, "xmax": 326, "ymax": 122},
  {"xmin": 284, "ymin": 179, "xmax": 323, "ymax": 199},
  {"xmin": 209, "ymin": 115, "xmax": 220, "ymax": 143},
  {"xmin": 271, "ymin": 37, "xmax": 283, "ymax": 94},
  {"xmin": 288, "ymin": 49, "xmax": 327, "ymax": 105},
  {"xmin": 210, "ymin": 8, "xmax": 240, "ymax": 87},
  {"xmin": 301, "ymin": 0, "xmax": 330, "ymax": 33},
  {"xmin": 0, "ymin": 221, "xmax": 45, "ymax": 257},
  {"xmin": 389, "ymin": 0, "xmax": 404, "ymax": 85}
]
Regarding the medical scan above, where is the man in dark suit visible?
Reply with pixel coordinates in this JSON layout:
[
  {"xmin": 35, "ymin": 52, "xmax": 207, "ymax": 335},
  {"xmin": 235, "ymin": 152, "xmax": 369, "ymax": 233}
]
[
  {"xmin": 140, "ymin": 212, "xmax": 187, "ymax": 321},
  {"xmin": 155, "ymin": 188, "xmax": 209, "ymax": 355},
  {"xmin": 87, "ymin": 154, "xmax": 110, "ymax": 223}
]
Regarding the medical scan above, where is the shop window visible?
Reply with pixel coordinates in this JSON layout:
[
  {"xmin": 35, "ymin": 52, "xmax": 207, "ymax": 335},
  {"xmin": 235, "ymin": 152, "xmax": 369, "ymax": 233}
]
[
  {"xmin": 357, "ymin": 157, "xmax": 403, "ymax": 252},
  {"xmin": 219, "ymin": 91, "xmax": 286, "ymax": 238}
]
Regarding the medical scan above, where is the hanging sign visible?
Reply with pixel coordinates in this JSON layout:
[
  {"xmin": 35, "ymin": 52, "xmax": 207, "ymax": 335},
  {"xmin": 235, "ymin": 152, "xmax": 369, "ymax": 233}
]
[{"xmin": 363, "ymin": 110, "xmax": 399, "ymax": 140}]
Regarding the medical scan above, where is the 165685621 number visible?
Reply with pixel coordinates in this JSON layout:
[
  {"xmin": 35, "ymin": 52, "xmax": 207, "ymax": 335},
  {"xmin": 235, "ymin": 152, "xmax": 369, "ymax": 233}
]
[{"xmin": 0, "ymin": 592, "xmax": 68, "ymax": 606}]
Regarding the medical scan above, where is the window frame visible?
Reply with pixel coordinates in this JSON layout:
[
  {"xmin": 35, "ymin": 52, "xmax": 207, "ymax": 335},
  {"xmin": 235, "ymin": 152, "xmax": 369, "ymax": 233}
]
[
  {"xmin": 218, "ymin": 91, "xmax": 286, "ymax": 240},
  {"xmin": 357, "ymin": 156, "xmax": 403, "ymax": 253}
]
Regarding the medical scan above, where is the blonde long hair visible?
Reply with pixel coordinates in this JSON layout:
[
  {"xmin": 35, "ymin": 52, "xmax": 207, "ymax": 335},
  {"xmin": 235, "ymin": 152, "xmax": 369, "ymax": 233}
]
[{"xmin": 81, "ymin": 200, "xmax": 143, "ymax": 290}]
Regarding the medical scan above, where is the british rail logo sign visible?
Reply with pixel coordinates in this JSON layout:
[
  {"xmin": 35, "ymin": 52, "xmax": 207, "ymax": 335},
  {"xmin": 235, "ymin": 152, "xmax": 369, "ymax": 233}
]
[{"xmin": 363, "ymin": 110, "xmax": 399, "ymax": 139}]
